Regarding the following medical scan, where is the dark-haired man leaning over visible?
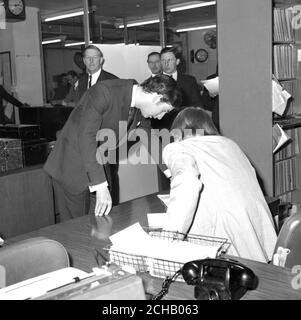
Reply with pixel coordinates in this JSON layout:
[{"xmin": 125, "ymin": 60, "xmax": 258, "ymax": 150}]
[{"xmin": 44, "ymin": 75, "xmax": 182, "ymax": 221}]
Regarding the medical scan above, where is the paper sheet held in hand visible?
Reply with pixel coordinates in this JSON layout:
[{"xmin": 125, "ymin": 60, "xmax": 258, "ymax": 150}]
[{"xmin": 201, "ymin": 76, "xmax": 219, "ymax": 97}]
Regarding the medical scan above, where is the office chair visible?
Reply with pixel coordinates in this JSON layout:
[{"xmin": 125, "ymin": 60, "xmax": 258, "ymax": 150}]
[
  {"xmin": 0, "ymin": 237, "xmax": 70, "ymax": 288},
  {"xmin": 273, "ymin": 209, "xmax": 301, "ymax": 269}
]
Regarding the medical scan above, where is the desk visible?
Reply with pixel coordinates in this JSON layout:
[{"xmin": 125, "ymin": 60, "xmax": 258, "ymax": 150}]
[{"xmin": 4, "ymin": 193, "xmax": 301, "ymax": 300}]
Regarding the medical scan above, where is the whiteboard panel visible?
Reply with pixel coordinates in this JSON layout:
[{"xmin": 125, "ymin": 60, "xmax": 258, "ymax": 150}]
[{"xmin": 94, "ymin": 44, "xmax": 161, "ymax": 83}]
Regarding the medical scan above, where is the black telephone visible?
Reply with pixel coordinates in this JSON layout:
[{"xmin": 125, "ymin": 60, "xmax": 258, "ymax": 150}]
[{"xmin": 181, "ymin": 257, "xmax": 258, "ymax": 300}]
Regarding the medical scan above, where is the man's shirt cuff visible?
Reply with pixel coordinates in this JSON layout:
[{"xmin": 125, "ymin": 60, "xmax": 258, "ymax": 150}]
[{"xmin": 89, "ymin": 181, "xmax": 108, "ymax": 192}]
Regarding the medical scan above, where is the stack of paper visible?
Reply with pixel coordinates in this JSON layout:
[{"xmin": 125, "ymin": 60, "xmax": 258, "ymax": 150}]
[
  {"xmin": 109, "ymin": 223, "xmax": 220, "ymax": 266},
  {"xmin": 147, "ymin": 212, "xmax": 167, "ymax": 228}
]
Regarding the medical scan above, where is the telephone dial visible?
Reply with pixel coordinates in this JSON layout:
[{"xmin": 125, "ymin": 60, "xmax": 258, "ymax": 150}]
[{"xmin": 153, "ymin": 257, "xmax": 258, "ymax": 300}]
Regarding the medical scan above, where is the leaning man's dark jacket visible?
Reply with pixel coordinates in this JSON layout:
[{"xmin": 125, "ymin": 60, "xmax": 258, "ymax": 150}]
[{"xmin": 44, "ymin": 79, "xmax": 164, "ymax": 195}]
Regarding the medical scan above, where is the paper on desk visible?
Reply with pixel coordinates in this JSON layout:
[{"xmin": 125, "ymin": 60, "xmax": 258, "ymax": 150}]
[
  {"xmin": 157, "ymin": 194, "xmax": 170, "ymax": 208},
  {"xmin": 0, "ymin": 267, "xmax": 89, "ymax": 300},
  {"xmin": 201, "ymin": 76, "xmax": 219, "ymax": 97},
  {"xmin": 109, "ymin": 223, "xmax": 219, "ymax": 265},
  {"xmin": 147, "ymin": 213, "xmax": 167, "ymax": 228}
]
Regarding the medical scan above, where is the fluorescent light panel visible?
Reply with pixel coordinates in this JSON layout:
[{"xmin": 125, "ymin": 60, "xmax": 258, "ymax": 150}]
[
  {"xmin": 44, "ymin": 10, "xmax": 84, "ymax": 22},
  {"xmin": 111, "ymin": 43, "xmax": 140, "ymax": 45},
  {"xmin": 118, "ymin": 19, "xmax": 160, "ymax": 28},
  {"xmin": 42, "ymin": 39, "xmax": 62, "ymax": 45},
  {"xmin": 169, "ymin": 1, "xmax": 216, "ymax": 12},
  {"xmin": 176, "ymin": 24, "xmax": 216, "ymax": 32},
  {"xmin": 65, "ymin": 41, "xmax": 92, "ymax": 47}
]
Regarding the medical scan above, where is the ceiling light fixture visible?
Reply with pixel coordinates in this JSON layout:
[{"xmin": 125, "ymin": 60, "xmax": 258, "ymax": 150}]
[
  {"xmin": 41, "ymin": 39, "xmax": 63, "ymax": 45},
  {"xmin": 65, "ymin": 41, "xmax": 92, "ymax": 47},
  {"xmin": 118, "ymin": 19, "xmax": 160, "ymax": 28},
  {"xmin": 111, "ymin": 43, "xmax": 140, "ymax": 45},
  {"xmin": 168, "ymin": 1, "xmax": 216, "ymax": 12},
  {"xmin": 43, "ymin": 10, "xmax": 85, "ymax": 22},
  {"xmin": 176, "ymin": 24, "xmax": 216, "ymax": 32}
]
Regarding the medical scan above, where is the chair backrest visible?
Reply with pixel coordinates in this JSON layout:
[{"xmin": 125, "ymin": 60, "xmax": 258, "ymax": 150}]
[
  {"xmin": 0, "ymin": 237, "xmax": 70, "ymax": 288},
  {"xmin": 273, "ymin": 210, "xmax": 301, "ymax": 268}
]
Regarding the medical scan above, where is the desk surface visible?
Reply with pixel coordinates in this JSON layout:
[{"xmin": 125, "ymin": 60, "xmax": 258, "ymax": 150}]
[{"xmin": 4, "ymin": 193, "xmax": 301, "ymax": 300}]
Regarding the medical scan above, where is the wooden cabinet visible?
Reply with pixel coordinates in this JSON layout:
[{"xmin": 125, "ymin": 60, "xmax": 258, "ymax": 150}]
[{"xmin": 0, "ymin": 166, "xmax": 55, "ymax": 238}]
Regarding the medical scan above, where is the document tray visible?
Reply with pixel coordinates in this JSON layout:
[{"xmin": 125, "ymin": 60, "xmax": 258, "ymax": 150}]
[{"xmin": 105, "ymin": 229, "xmax": 231, "ymax": 280}]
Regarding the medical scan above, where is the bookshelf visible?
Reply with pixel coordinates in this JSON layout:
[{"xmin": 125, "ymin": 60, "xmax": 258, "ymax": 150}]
[
  {"xmin": 273, "ymin": 1, "xmax": 301, "ymax": 204},
  {"xmin": 217, "ymin": 0, "xmax": 301, "ymax": 206}
]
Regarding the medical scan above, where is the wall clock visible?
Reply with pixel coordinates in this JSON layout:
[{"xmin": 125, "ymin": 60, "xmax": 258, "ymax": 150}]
[
  {"xmin": 195, "ymin": 48, "xmax": 209, "ymax": 63},
  {"xmin": 4, "ymin": 0, "xmax": 26, "ymax": 21}
]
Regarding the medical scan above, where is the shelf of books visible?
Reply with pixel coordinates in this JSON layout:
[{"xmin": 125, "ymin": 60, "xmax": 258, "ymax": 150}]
[
  {"xmin": 273, "ymin": 2, "xmax": 301, "ymax": 204},
  {"xmin": 274, "ymin": 128, "xmax": 301, "ymax": 202}
]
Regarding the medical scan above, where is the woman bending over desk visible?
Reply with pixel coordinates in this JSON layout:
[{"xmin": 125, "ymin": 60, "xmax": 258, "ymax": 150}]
[{"xmin": 162, "ymin": 107, "xmax": 277, "ymax": 263}]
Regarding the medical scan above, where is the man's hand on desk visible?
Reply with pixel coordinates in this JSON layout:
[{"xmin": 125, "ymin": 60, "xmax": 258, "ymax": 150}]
[
  {"xmin": 90, "ymin": 215, "xmax": 113, "ymax": 241},
  {"xmin": 95, "ymin": 188, "xmax": 112, "ymax": 216}
]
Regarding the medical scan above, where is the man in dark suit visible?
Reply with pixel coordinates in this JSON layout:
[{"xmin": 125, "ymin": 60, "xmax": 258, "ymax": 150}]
[
  {"xmin": 76, "ymin": 45, "xmax": 118, "ymax": 99},
  {"xmin": 151, "ymin": 47, "xmax": 216, "ymax": 130},
  {"xmin": 161, "ymin": 47, "xmax": 202, "ymax": 107},
  {"xmin": 74, "ymin": 45, "xmax": 119, "ymax": 207},
  {"xmin": 152, "ymin": 46, "xmax": 216, "ymax": 190},
  {"xmin": 147, "ymin": 52, "xmax": 162, "ymax": 78},
  {"xmin": 44, "ymin": 75, "xmax": 182, "ymax": 221}
]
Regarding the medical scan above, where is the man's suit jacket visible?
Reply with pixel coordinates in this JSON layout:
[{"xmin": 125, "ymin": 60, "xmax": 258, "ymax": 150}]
[
  {"xmin": 44, "ymin": 79, "xmax": 164, "ymax": 195},
  {"xmin": 151, "ymin": 74, "xmax": 202, "ymax": 130},
  {"xmin": 176, "ymin": 73, "xmax": 202, "ymax": 107},
  {"xmin": 76, "ymin": 69, "xmax": 119, "ymax": 100},
  {"xmin": 151, "ymin": 73, "xmax": 215, "ymax": 130}
]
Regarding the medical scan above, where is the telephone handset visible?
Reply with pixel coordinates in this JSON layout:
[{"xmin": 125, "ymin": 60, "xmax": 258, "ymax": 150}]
[{"xmin": 181, "ymin": 257, "xmax": 258, "ymax": 300}]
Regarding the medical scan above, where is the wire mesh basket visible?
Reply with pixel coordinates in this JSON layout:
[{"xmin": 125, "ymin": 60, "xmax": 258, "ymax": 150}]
[{"xmin": 105, "ymin": 228, "xmax": 231, "ymax": 280}]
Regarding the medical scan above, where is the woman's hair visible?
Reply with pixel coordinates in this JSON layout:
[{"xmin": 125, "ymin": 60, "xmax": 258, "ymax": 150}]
[
  {"xmin": 171, "ymin": 107, "xmax": 220, "ymax": 138},
  {"xmin": 140, "ymin": 74, "xmax": 182, "ymax": 108}
]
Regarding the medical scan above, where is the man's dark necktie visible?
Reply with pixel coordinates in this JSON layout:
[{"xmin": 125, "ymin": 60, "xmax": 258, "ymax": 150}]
[
  {"xmin": 127, "ymin": 107, "xmax": 136, "ymax": 132},
  {"xmin": 88, "ymin": 74, "xmax": 92, "ymax": 88}
]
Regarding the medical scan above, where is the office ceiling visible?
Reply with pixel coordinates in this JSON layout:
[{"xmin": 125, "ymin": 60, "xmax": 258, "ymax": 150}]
[{"xmin": 26, "ymin": 0, "xmax": 216, "ymax": 45}]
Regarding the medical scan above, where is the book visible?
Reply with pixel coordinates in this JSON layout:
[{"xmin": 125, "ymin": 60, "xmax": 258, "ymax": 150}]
[
  {"xmin": 272, "ymin": 79, "xmax": 292, "ymax": 116},
  {"xmin": 273, "ymin": 123, "xmax": 291, "ymax": 153}
]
